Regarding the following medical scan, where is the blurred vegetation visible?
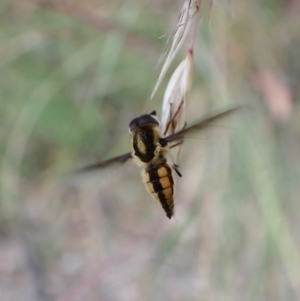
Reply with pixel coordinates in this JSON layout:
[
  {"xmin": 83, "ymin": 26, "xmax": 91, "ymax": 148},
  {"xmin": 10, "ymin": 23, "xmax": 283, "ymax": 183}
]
[{"xmin": 0, "ymin": 0, "xmax": 300, "ymax": 300}]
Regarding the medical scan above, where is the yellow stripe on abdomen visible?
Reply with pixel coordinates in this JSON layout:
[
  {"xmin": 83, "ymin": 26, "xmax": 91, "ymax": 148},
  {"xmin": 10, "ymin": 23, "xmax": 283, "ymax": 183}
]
[{"xmin": 142, "ymin": 163, "xmax": 175, "ymax": 219}]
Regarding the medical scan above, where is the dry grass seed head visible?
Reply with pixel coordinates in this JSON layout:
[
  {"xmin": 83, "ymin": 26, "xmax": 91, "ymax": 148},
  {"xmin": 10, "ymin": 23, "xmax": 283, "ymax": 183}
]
[
  {"xmin": 151, "ymin": 0, "xmax": 200, "ymax": 99},
  {"xmin": 161, "ymin": 51, "xmax": 194, "ymax": 136}
]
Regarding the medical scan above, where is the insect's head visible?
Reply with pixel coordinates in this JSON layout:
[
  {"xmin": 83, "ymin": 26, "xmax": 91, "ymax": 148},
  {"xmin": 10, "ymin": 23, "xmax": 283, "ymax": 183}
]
[{"xmin": 129, "ymin": 111, "xmax": 160, "ymax": 133}]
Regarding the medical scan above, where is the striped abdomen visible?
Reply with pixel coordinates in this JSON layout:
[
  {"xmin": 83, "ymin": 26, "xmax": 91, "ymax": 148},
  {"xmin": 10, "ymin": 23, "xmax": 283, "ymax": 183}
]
[{"xmin": 143, "ymin": 163, "xmax": 174, "ymax": 219}]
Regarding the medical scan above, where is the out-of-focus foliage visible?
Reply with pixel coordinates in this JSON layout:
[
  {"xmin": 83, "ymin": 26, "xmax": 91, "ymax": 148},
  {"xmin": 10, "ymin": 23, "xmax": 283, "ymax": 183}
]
[{"xmin": 0, "ymin": 0, "xmax": 300, "ymax": 300}]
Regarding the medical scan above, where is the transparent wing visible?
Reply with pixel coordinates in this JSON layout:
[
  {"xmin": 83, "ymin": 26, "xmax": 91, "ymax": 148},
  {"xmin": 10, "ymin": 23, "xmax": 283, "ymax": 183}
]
[
  {"xmin": 164, "ymin": 108, "xmax": 239, "ymax": 143},
  {"xmin": 65, "ymin": 152, "xmax": 132, "ymax": 187},
  {"xmin": 73, "ymin": 152, "xmax": 132, "ymax": 173}
]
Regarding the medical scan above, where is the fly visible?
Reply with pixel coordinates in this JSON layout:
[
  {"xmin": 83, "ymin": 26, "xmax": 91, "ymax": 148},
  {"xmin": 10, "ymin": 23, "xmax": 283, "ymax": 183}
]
[{"xmin": 72, "ymin": 108, "xmax": 238, "ymax": 219}]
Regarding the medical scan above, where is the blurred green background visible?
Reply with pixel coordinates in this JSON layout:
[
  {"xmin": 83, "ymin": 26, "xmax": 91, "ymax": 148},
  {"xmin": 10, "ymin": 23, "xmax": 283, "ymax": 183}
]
[{"xmin": 1, "ymin": 0, "xmax": 300, "ymax": 300}]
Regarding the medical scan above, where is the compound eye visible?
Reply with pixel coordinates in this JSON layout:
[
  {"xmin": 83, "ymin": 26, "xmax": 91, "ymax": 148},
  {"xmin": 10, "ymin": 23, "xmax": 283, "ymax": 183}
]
[{"xmin": 128, "ymin": 113, "xmax": 160, "ymax": 132}]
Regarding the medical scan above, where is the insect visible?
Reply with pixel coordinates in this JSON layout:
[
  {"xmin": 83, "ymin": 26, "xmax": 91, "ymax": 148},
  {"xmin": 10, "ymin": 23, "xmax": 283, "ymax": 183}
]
[{"xmin": 73, "ymin": 108, "xmax": 237, "ymax": 219}]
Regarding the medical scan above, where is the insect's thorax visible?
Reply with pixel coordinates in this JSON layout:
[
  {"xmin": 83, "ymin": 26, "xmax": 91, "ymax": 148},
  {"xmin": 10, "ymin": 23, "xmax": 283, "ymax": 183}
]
[{"xmin": 131, "ymin": 124, "xmax": 165, "ymax": 165}]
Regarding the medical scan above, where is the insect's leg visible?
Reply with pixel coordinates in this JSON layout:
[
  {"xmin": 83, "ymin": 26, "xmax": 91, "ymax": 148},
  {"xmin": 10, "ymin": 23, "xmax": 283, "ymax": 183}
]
[
  {"xmin": 169, "ymin": 141, "xmax": 183, "ymax": 149},
  {"xmin": 172, "ymin": 123, "xmax": 187, "ymax": 165},
  {"xmin": 172, "ymin": 164, "xmax": 182, "ymax": 177},
  {"xmin": 160, "ymin": 138, "xmax": 183, "ymax": 177},
  {"xmin": 163, "ymin": 103, "xmax": 173, "ymax": 136},
  {"xmin": 175, "ymin": 145, "xmax": 182, "ymax": 164},
  {"xmin": 164, "ymin": 102, "xmax": 184, "ymax": 135},
  {"xmin": 167, "ymin": 140, "xmax": 183, "ymax": 177},
  {"xmin": 159, "ymin": 138, "xmax": 183, "ymax": 150},
  {"xmin": 169, "ymin": 140, "xmax": 183, "ymax": 164},
  {"xmin": 171, "ymin": 100, "xmax": 184, "ymax": 124}
]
